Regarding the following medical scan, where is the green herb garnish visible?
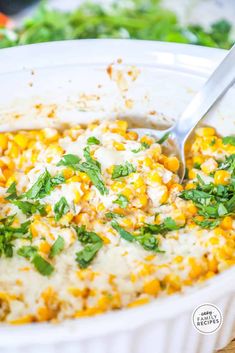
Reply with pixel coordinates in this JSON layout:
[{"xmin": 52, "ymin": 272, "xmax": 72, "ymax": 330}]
[
  {"xmin": 74, "ymin": 225, "xmax": 103, "ymax": 268},
  {"xmin": 112, "ymin": 161, "xmax": 136, "ymax": 179},
  {"xmin": 17, "ymin": 245, "xmax": 54, "ymax": 276},
  {"xmin": 54, "ymin": 197, "xmax": 70, "ymax": 221},
  {"xmin": 105, "ymin": 212, "xmax": 124, "ymax": 220},
  {"xmin": 193, "ymin": 218, "xmax": 220, "ymax": 229},
  {"xmin": 157, "ymin": 132, "xmax": 170, "ymax": 145},
  {"xmin": 57, "ymin": 154, "xmax": 81, "ymax": 169},
  {"xmin": 180, "ymin": 175, "xmax": 235, "ymax": 220},
  {"xmin": 222, "ymin": 136, "xmax": 235, "ymax": 146},
  {"xmin": 132, "ymin": 142, "xmax": 150, "ymax": 153},
  {"xmin": 113, "ymin": 194, "xmax": 129, "ymax": 208},
  {"xmin": 77, "ymin": 147, "xmax": 108, "ymax": 195},
  {"xmin": 12, "ymin": 200, "xmax": 47, "ymax": 216},
  {"xmin": 49, "ymin": 236, "xmax": 65, "ymax": 258},
  {"xmin": 24, "ymin": 170, "xmax": 65, "ymax": 200},
  {"xmin": 5, "ymin": 182, "xmax": 18, "ymax": 200},
  {"xmin": 0, "ymin": 218, "xmax": 30, "ymax": 258},
  {"xmin": 1, "ymin": 2, "xmax": 232, "ymax": 50},
  {"xmin": 87, "ymin": 136, "xmax": 101, "ymax": 145},
  {"xmin": 111, "ymin": 220, "xmax": 165, "ymax": 252}
]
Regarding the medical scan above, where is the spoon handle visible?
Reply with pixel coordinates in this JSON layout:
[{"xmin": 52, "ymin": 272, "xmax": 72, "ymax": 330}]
[{"xmin": 173, "ymin": 44, "xmax": 235, "ymax": 144}]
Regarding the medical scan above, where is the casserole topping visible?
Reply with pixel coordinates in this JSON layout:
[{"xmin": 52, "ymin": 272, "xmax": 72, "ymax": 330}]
[{"xmin": 0, "ymin": 120, "xmax": 234, "ymax": 323}]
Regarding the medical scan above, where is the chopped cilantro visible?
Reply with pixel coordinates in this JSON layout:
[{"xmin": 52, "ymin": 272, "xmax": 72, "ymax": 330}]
[
  {"xmin": 140, "ymin": 217, "xmax": 182, "ymax": 236},
  {"xmin": 222, "ymin": 136, "xmax": 235, "ymax": 146},
  {"xmin": 57, "ymin": 154, "xmax": 81, "ymax": 169},
  {"xmin": 49, "ymin": 236, "xmax": 65, "ymax": 258},
  {"xmin": 105, "ymin": 212, "xmax": 123, "ymax": 220},
  {"xmin": 193, "ymin": 162, "xmax": 201, "ymax": 170},
  {"xmin": 194, "ymin": 218, "xmax": 220, "ymax": 229},
  {"xmin": 17, "ymin": 245, "xmax": 38, "ymax": 259},
  {"xmin": 12, "ymin": 200, "xmax": 47, "ymax": 216},
  {"xmin": 87, "ymin": 136, "xmax": 101, "ymax": 145},
  {"xmin": 17, "ymin": 245, "xmax": 54, "ymax": 276},
  {"xmin": 78, "ymin": 147, "xmax": 108, "ymax": 195},
  {"xmin": 157, "ymin": 132, "xmax": 170, "ymax": 145},
  {"xmin": 74, "ymin": 225, "xmax": 103, "ymax": 268},
  {"xmin": 57, "ymin": 148, "xmax": 108, "ymax": 195},
  {"xmin": 112, "ymin": 161, "xmax": 136, "ymax": 179},
  {"xmin": 0, "ymin": 219, "xmax": 30, "ymax": 258},
  {"xmin": 24, "ymin": 170, "xmax": 65, "ymax": 199},
  {"xmin": 111, "ymin": 221, "xmax": 134, "ymax": 242},
  {"xmin": 180, "ymin": 175, "xmax": 235, "ymax": 220},
  {"xmin": 32, "ymin": 254, "xmax": 54, "ymax": 276},
  {"xmin": 113, "ymin": 194, "xmax": 129, "ymax": 208},
  {"xmin": 209, "ymin": 138, "xmax": 216, "ymax": 146},
  {"xmin": 111, "ymin": 220, "xmax": 164, "ymax": 252},
  {"xmin": 54, "ymin": 197, "xmax": 70, "ymax": 221},
  {"xmin": 5, "ymin": 182, "xmax": 18, "ymax": 200},
  {"xmin": 132, "ymin": 142, "xmax": 150, "ymax": 153}
]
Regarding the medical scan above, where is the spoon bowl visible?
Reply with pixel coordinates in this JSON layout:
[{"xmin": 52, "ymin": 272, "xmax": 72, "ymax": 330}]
[{"xmin": 131, "ymin": 43, "xmax": 235, "ymax": 182}]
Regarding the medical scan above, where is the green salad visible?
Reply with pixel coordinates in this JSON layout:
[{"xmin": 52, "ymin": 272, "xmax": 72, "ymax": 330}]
[{"xmin": 0, "ymin": 0, "xmax": 234, "ymax": 49}]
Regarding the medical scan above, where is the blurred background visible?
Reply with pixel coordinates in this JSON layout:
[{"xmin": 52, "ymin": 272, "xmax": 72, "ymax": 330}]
[{"xmin": 0, "ymin": 0, "xmax": 234, "ymax": 49}]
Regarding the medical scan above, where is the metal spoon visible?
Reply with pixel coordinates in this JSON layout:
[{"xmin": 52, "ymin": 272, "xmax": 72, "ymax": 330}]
[{"xmin": 131, "ymin": 44, "xmax": 235, "ymax": 181}]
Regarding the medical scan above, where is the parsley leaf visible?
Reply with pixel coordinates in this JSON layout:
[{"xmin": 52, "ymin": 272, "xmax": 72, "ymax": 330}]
[
  {"xmin": 54, "ymin": 197, "xmax": 70, "ymax": 221},
  {"xmin": 105, "ymin": 212, "xmax": 124, "ymax": 220},
  {"xmin": 194, "ymin": 218, "xmax": 220, "ymax": 229},
  {"xmin": 74, "ymin": 226, "xmax": 103, "ymax": 268},
  {"xmin": 111, "ymin": 220, "xmax": 164, "ymax": 252},
  {"xmin": 24, "ymin": 170, "xmax": 65, "ymax": 200},
  {"xmin": 113, "ymin": 194, "xmax": 129, "ymax": 208},
  {"xmin": 58, "ymin": 149, "xmax": 108, "ymax": 195},
  {"xmin": 112, "ymin": 161, "xmax": 136, "ymax": 179},
  {"xmin": 5, "ymin": 182, "xmax": 18, "ymax": 200},
  {"xmin": 32, "ymin": 254, "xmax": 54, "ymax": 276},
  {"xmin": 49, "ymin": 236, "xmax": 65, "ymax": 258},
  {"xmin": 218, "ymin": 154, "xmax": 235, "ymax": 175},
  {"xmin": 222, "ymin": 136, "xmax": 235, "ymax": 146},
  {"xmin": 12, "ymin": 200, "xmax": 47, "ymax": 216},
  {"xmin": 57, "ymin": 154, "xmax": 81, "ymax": 169},
  {"xmin": 111, "ymin": 221, "xmax": 134, "ymax": 242},
  {"xmin": 17, "ymin": 245, "xmax": 54, "ymax": 276},
  {"xmin": 157, "ymin": 132, "xmax": 170, "ymax": 145},
  {"xmin": 0, "ymin": 219, "xmax": 31, "ymax": 258},
  {"xmin": 17, "ymin": 245, "xmax": 38, "ymax": 259},
  {"xmin": 140, "ymin": 217, "xmax": 182, "ymax": 236},
  {"xmin": 132, "ymin": 142, "xmax": 150, "ymax": 153},
  {"xmin": 77, "ymin": 147, "xmax": 108, "ymax": 195},
  {"xmin": 180, "ymin": 175, "xmax": 235, "ymax": 220},
  {"xmin": 87, "ymin": 136, "xmax": 101, "ymax": 145}
]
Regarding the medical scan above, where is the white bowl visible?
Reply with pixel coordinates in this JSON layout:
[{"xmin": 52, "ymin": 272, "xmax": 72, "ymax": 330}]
[{"xmin": 0, "ymin": 39, "xmax": 234, "ymax": 353}]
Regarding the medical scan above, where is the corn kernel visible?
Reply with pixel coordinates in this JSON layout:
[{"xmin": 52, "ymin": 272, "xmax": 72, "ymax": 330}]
[
  {"xmin": 143, "ymin": 279, "xmax": 160, "ymax": 296},
  {"xmin": 39, "ymin": 241, "xmax": 51, "ymax": 254},
  {"xmin": 220, "ymin": 216, "xmax": 233, "ymax": 230},
  {"xmin": 140, "ymin": 135, "xmax": 154, "ymax": 146},
  {"xmin": 0, "ymin": 134, "xmax": 8, "ymax": 150},
  {"xmin": 113, "ymin": 141, "xmax": 125, "ymax": 151},
  {"xmin": 195, "ymin": 127, "xmax": 215, "ymax": 137},
  {"xmin": 214, "ymin": 170, "xmax": 230, "ymax": 185},
  {"xmin": 148, "ymin": 171, "xmax": 162, "ymax": 184},
  {"xmin": 164, "ymin": 156, "xmax": 180, "ymax": 172},
  {"xmin": 188, "ymin": 169, "xmax": 197, "ymax": 180},
  {"xmin": 8, "ymin": 143, "xmax": 19, "ymax": 158},
  {"xmin": 14, "ymin": 134, "xmax": 29, "ymax": 149},
  {"xmin": 126, "ymin": 131, "xmax": 138, "ymax": 140},
  {"xmin": 160, "ymin": 186, "xmax": 168, "ymax": 204}
]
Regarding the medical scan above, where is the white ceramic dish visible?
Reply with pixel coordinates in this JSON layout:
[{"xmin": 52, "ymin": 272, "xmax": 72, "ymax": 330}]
[{"xmin": 0, "ymin": 39, "xmax": 234, "ymax": 353}]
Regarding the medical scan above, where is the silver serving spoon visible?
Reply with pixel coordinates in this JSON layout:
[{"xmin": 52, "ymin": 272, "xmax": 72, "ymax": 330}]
[{"xmin": 131, "ymin": 44, "xmax": 235, "ymax": 181}]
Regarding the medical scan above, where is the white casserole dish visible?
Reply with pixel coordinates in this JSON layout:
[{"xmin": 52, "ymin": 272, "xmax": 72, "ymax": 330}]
[{"xmin": 0, "ymin": 39, "xmax": 234, "ymax": 353}]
